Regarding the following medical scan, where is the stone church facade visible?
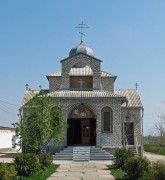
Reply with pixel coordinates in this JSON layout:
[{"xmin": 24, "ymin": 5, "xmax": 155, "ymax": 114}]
[{"xmin": 22, "ymin": 42, "xmax": 143, "ymax": 154}]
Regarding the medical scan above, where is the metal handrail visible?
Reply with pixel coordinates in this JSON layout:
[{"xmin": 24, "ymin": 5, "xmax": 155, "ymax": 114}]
[
  {"xmin": 135, "ymin": 136, "xmax": 138, "ymax": 155},
  {"xmin": 125, "ymin": 136, "xmax": 128, "ymax": 150}
]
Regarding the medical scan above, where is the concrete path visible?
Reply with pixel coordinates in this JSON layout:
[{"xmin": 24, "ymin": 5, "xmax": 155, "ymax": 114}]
[
  {"xmin": 0, "ymin": 152, "xmax": 16, "ymax": 163},
  {"xmin": 48, "ymin": 160, "xmax": 115, "ymax": 180},
  {"xmin": 144, "ymin": 152, "xmax": 165, "ymax": 163}
]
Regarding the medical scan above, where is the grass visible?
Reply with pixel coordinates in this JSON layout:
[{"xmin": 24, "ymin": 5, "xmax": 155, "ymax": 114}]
[
  {"xmin": 144, "ymin": 144, "xmax": 165, "ymax": 155},
  {"xmin": 107, "ymin": 164, "xmax": 127, "ymax": 180},
  {"xmin": 23, "ymin": 164, "xmax": 59, "ymax": 180}
]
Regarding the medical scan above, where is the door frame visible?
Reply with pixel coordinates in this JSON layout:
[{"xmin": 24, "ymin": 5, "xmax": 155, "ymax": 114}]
[
  {"xmin": 67, "ymin": 118, "xmax": 96, "ymax": 146},
  {"xmin": 124, "ymin": 122, "xmax": 134, "ymax": 145}
]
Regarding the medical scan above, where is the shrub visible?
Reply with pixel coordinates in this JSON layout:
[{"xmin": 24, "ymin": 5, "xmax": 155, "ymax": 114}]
[
  {"xmin": 124, "ymin": 156, "xmax": 150, "ymax": 179},
  {"xmin": 39, "ymin": 152, "xmax": 53, "ymax": 168},
  {"xmin": 114, "ymin": 148, "xmax": 134, "ymax": 169},
  {"xmin": 142, "ymin": 162, "xmax": 165, "ymax": 180},
  {"xmin": 0, "ymin": 163, "xmax": 17, "ymax": 180},
  {"xmin": 14, "ymin": 153, "xmax": 40, "ymax": 176}
]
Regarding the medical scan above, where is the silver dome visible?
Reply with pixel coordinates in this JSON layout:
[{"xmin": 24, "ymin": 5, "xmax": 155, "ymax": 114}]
[{"xmin": 69, "ymin": 42, "xmax": 94, "ymax": 57}]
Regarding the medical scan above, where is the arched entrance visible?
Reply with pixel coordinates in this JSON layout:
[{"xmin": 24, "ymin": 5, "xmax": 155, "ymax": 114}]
[{"xmin": 67, "ymin": 104, "xmax": 96, "ymax": 146}]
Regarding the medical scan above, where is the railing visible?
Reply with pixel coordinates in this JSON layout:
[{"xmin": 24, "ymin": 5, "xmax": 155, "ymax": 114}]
[
  {"xmin": 135, "ymin": 136, "xmax": 139, "ymax": 155},
  {"xmin": 125, "ymin": 137, "xmax": 129, "ymax": 150}
]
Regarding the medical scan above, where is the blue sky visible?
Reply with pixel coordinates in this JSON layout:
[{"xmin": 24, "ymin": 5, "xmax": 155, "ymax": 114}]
[{"xmin": 0, "ymin": 0, "xmax": 165, "ymax": 135}]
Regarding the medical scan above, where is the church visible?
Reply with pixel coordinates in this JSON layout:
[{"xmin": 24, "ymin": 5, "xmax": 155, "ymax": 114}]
[{"xmin": 22, "ymin": 32, "xmax": 143, "ymax": 155}]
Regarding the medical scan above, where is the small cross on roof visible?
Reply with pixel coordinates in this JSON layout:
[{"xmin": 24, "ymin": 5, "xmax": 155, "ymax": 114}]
[{"xmin": 75, "ymin": 21, "xmax": 89, "ymax": 43}]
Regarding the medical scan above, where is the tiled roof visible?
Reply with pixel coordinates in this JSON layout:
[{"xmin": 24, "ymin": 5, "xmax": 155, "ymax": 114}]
[
  {"xmin": 69, "ymin": 67, "xmax": 93, "ymax": 76},
  {"xmin": 22, "ymin": 90, "xmax": 126, "ymax": 106},
  {"xmin": 47, "ymin": 68, "xmax": 116, "ymax": 78},
  {"xmin": 22, "ymin": 90, "xmax": 142, "ymax": 108},
  {"xmin": 21, "ymin": 90, "xmax": 40, "ymax": 107},
  {"xmin": 115, "ymin": 89, "xmax": 143, "ymax": 107},
  {"xmin": 48, "ymin": 90, "xmax": 125, "ymax": 99},
  {"xmin": 101, "ymin": 71, "xmax": 117, "ymax": 78}
]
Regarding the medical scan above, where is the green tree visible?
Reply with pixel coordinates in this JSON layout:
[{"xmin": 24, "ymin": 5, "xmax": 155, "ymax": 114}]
[{"xmin": 12, "ymin": 90, "xmax": 66, "ymax": 153}]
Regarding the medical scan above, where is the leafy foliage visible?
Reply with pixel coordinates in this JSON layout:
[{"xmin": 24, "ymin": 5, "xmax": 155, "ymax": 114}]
[
  {"xmin": 12, "ymin": 90, "xmax": 66, "ymax": 152},
  {"xmin": 142, "ymin": 162, "xmax": 165, "ymax": 180},
  {"xmin": 14, "ymin": 153, "xmax": 40, "ymax": 176},
  {"xmin": 0, "ymin": 163, "xmax": 17, "ymax": 180},
  {"xmin": 124, "ymin": 156, "xmax": 150, "ymax": 179},
  {"xmin": 23, "ymin": 164, "xmax": 59, "ymax": 180},
  {"xmin": 114, "ymin": 148, "xmax": 134, "ymax": 169},
  {"xmin": 39, "ymin": 152, "xmax": 53, "ymax": 168}
]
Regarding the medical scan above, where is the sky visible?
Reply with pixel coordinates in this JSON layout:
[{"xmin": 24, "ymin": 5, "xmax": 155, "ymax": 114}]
[{"xmin": 0, "ymin": 0, "xmax": 165, "ymax": 135}]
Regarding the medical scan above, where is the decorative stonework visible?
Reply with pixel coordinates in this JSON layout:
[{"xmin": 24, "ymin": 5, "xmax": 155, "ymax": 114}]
[{"xmin": 22, "ymin": 43, "xmax": 143, "ymax": 152}]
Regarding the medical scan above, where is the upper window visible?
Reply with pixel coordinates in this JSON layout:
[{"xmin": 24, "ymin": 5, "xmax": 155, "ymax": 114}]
[
  {"xmin": 69, "ymin": 64, "xmax": 93, "ymax": 90},
  {"xmin": 102, "ymin": 107, "xmax": 113, "ymax": 133}
]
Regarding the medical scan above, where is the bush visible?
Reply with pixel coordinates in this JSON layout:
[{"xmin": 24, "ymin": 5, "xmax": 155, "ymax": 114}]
[
  {"xmin": 39, "ymin": 152, "xmax": 53, "ymax": 168},
  {"xmin": 14, "ymin": 153, "xmax": 40, "ymax": 176},
  {"xmin": 142, "ymin": 162, "xmax": 165, "ymax": 180},
  {"xmin": 124, "ymin": 156, "xmax": 150, "ymax": 179},
  {"xmin": 114, "ymin": 148, "xmax": 134, "ymax": 169},
  {"xmin": 0, "ymin": 163, "xmax": 17, "ymax": 180}
]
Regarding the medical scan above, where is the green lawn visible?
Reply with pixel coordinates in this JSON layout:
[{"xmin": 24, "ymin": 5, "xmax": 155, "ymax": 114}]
[
  {"xmin": 23, "ymin": 164, "xmax": 59, "ymax": 180},
  {"xmin": 107, "ymin": 164, "xmax": 127, "ymax": 180},
  {"xmin": 144, "ymin": 144, "xmax": 165, "ymax": 155}
]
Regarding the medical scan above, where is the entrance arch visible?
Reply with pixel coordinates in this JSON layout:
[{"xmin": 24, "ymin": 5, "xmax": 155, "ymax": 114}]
[{"xmin": 67, "ymin": 104, "xmax": 96, "ymax": 146}]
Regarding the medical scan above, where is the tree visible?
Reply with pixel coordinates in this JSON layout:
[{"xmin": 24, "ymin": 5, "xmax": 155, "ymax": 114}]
[
  {"xmin": 154, "ymin": 113, "xmax": 165, "ymax": 144},
  {"xmin": 12, "ymin": 90, "xmax": 66, "ymax": 153}
]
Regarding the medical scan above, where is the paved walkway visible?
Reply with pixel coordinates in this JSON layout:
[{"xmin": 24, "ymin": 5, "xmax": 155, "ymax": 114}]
[
  {"xmin": 48, "ymin": 160, "xmax": 115, "ymax": 180},
  {"xmin": 2, "ymin": 151, "xmax": 165, "ymax": 179},
  {"xmin": 0, "ymin": 152, "xmax": 16, "ymax": 163},
  {"xmin": 143, "ymin": 152, "xmax": 165, "ymax": 163}
]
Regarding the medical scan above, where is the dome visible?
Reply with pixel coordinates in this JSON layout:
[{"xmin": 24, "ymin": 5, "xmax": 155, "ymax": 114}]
[{"xmin": 69, "ymin": 42, "xmax": 94, "ymax": 57}]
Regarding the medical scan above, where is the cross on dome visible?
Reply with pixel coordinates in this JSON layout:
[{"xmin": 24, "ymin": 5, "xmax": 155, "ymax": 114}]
[{"xmin": 75, "ymin": 21, "xmax": 89, "ymax": 43}]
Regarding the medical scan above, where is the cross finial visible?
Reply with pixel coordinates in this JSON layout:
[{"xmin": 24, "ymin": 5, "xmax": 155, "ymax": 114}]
[
  {"xmin": 75, "ymin": 21, "xmax": 89, "ymax": 43},
  {"xmin": 25, "ymin": 84, "xmax": 29, "ymax": 90},
  {"xmin": 39, "ymin": 85, "xmax": 42, "ymax": 90},
  {"xmin": 135, "ymin": 83, "xmax": 139, "ymax": 90}
]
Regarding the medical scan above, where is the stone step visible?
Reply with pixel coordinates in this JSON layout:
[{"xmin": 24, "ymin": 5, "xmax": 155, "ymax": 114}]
[
  {"xmin": 53, "ymin": 146, "xmax": 114, "ymax": 161},
  {"xmin": 55, "ymin": 153, "xmax": 72, "ymax": 156},
  {"xmin": 127, "ymin": 146, "xmax": 138, "ymax": 155}
]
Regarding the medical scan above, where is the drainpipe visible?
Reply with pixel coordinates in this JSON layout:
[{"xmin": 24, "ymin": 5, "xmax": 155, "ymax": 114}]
[{"xmin": 141, "ymin": 107, "xmax": 144, "ymax": 156}]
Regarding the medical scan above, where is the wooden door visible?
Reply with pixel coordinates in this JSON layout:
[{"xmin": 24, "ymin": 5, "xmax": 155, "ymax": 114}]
[
  {"xmin": 90, "ymin": 119, "xmax": 96, "ymax": 146},
  {"xmin": 81, "ymin": 119, "xmax": 90, "ymax": 145},
  {"xmin": 67, "ymin": 119, "xmax": 74, "ymax": 146}
]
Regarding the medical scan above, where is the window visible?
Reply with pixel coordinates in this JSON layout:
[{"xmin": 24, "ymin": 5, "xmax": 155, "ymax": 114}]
[{"xmin": 102, "ymin": 107, "xmax": 113, "ymax": 132}]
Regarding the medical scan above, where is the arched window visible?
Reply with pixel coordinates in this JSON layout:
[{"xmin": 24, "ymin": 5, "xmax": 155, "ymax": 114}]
[{"xmin": 102, "ymin": 107, "xmax": 113, "ymax": 133}]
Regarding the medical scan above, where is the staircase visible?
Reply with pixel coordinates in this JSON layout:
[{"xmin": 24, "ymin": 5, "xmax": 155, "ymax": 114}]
[
  {"xmin": 73, "ymin": 146, "xmax": 90, "ymax": 161},
  {"xmin": 127, "ymin": 145, "xmax": 138, "ymax": 155},
  {"xmin": 53, "ymin": 146, "xmax": 114, "ymax": 161}
]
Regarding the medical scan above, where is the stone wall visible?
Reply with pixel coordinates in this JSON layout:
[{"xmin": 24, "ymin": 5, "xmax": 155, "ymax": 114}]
[
  {"xmin": 101, "ymin": 77, "xmax": 115, "ymax": 92},
  {"xmin": 61, "ymin": 54, "xmax": 101, "ymax": 90},
  {"xmin": 121, "ymin": 107, "xmax": 142, "ymax": 146},
  {"xmin": 49, "ymin": 76, "xmax": 61, "ymax": 92},
  {"xmin": 53, "ymin": 98, "xmax": 123, "ymax": 148}
]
